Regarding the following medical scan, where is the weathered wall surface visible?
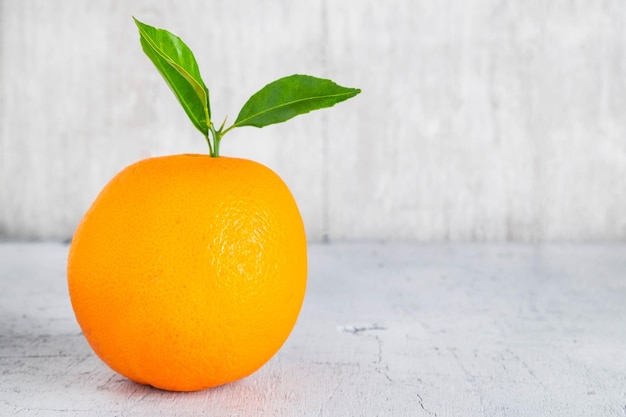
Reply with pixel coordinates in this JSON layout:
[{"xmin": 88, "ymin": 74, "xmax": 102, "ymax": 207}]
[{"xmin": 1, "ymin": 1, "xmax": 625, "ymax": 241}]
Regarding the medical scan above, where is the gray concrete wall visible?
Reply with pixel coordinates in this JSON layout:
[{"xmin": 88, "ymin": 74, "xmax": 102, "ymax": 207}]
[{"xmin": 1, "ymin": 1, "xmax": 625, "ymax": 242}]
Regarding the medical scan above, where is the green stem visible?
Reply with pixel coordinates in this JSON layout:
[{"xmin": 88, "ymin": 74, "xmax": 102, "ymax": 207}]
[
  {"xmin": 213, "ymin": 134, "xmax": 221, "ymax": 157},
  {"xmin": 205, "ymin": 132, "xmax": 214, "ymax": 156},
  {"xmin": 205, "ymin": 119, "xmax": 235, "ymax": 157},
  {"xmin": 220, "ymin": 124, "xmax": 236, "ymax": 137},
  {"xmin": 209, "ymin": 123, "xmax": 222, "ymax": 157}
]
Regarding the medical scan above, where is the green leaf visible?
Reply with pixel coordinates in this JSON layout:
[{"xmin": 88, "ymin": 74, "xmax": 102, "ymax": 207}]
[
  {"xmin": 133, "ymin": 17, "xmax": 211, "ymax": 135},
  {"xmin": 233, "ymin": 74, "xmax": 361, "ymax": 128}
]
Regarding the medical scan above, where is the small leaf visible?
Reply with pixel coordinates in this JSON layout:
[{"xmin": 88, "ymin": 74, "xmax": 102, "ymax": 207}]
[
  {"xmin": 133, "ymin": 17, "xmax": 211, "ymax": 135},
  {"xmin": 234, "ymin": 74, "xmax": 361, "ymax": 128}
]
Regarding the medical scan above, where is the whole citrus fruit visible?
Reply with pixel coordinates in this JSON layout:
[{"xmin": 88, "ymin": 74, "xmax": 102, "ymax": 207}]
[{"xmin": 67, "ymin": 154, "xmax": 307, "ymax": 391}]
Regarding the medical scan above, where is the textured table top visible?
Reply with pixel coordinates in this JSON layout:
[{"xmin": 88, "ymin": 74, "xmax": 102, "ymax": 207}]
[{"xmin": 1, "ymin": 242, "xmax": 625, "ymax": 416}]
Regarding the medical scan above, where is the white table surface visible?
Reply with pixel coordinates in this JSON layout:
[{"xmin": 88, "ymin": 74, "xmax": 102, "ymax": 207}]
[{"xmin": 1, "ymin": 242, "xmax": 625, "ymax": 416}]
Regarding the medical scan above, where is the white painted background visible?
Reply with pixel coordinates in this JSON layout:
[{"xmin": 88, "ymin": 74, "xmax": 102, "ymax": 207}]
[{"xmin": 1, "ymin": 1, "xmax": 625, "ymax": 242}]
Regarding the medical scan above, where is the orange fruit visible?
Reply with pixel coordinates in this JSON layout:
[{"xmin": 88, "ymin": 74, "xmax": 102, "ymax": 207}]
[{"xmin": 67, "ymin": 154, "xmax": 307, "ymax": 391}]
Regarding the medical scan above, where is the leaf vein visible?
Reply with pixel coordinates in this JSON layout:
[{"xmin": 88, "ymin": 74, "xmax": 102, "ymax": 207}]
[
  {"xmin": 235, "ymin": 91, "xmax": 358, "ymax": 127},
  {"xmin": 138, "ymin": 27, "xmax": 207, "ymax": 104}
]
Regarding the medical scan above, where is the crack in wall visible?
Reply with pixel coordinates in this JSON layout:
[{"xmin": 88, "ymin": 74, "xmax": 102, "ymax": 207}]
[
  {"xmin": 449, "ymin": 348, "xmax": 489, "ymax": 417},
  {"xmin": 337, "ymin": 323, "xmax": 386, "ymax": 334},
  {"xmin": 416, "ymin": 392, "xmax": 438, "ymax": 417},
  {"xmin": 505, "ymin": 347, "xmax": 549, "ymax": 392},
  {"xmin": 337, "ymin": 323, "xmax": 393, "ymax": 384},
  {"xmin": 371, "ymin": 332, "xmax": 394, "ymax": 384},
  {"xmin": 317, "ymin": 379, "xmax": 341, "ymax": 417}
]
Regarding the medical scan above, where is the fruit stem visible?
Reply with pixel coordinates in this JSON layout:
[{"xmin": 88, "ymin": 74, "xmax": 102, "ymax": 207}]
[
  {"xmin": 213, "ymin": 135, "xmax": 221, "ymax": 157},
  {"xmin": 206, "ymin": 117, "xmax": 236, "ymax": 157},
  {"xmin": 204, "ymin": 132, "xmax": 214, "ymax": 156},
  {"xmin": 208, "ymin": 123, "xmax": 221, "ymax": 157}
]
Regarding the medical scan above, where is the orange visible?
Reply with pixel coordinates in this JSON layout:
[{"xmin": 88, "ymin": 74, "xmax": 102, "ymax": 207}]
[{"xmin": 67, "ymin": 154, "xmax": 307, "ymax": 391}]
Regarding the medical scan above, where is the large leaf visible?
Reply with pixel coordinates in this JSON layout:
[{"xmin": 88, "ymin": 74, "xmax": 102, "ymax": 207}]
[
  {"xmin": 133, "ymin": 17, "xmax": 211, "ymax": 135},
  {"xmin": 234, "ymin": 74, "xmax": 361, "ymax": 128}
]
